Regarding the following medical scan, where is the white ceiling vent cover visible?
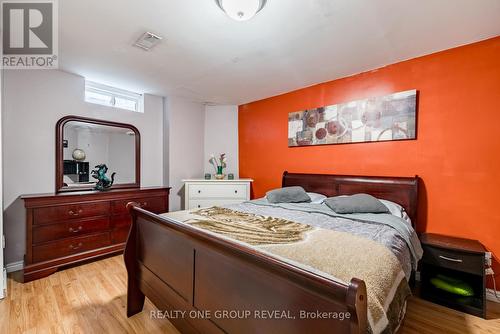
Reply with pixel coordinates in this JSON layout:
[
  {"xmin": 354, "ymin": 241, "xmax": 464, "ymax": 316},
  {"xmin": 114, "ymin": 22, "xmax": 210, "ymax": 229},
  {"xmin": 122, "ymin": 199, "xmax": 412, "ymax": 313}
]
[{"xmin": 134, "ymin": 32, "xmax": 162, "ymax": 51}]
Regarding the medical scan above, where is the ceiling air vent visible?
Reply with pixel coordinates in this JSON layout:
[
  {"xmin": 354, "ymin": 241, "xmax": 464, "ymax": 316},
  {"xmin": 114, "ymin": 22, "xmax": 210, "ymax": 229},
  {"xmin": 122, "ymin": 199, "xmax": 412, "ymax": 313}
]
[{"xmin": 134, "ymin": 32, "xmax": 162, "ymax": 51}]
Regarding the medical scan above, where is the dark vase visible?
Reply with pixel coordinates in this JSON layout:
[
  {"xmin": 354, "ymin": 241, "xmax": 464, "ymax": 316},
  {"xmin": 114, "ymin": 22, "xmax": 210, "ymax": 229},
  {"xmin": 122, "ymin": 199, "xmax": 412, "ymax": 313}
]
[{"xmin": 215, "ymin": 166, "xmax": 225, "ymax": 180}]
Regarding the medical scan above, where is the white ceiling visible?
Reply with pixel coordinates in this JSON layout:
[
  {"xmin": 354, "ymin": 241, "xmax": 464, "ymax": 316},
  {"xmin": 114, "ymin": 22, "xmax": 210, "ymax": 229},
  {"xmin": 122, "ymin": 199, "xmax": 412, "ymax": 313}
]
[{"xmin": 60, "ymin": 0, "xmax": 500, "ymax": 105}]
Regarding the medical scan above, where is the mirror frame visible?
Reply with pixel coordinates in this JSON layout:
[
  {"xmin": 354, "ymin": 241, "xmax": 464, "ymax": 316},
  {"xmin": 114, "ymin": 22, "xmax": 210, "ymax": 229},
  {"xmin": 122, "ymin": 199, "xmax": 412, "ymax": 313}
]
[{"xmin": 56, "ymin": 115, "xmax": 141, "ymax": 193}]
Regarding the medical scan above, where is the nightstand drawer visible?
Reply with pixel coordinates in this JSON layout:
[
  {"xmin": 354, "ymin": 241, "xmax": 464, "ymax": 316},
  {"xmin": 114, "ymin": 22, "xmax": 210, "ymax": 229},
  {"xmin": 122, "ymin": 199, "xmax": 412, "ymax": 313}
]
[
  {"xmin": 188, "ymin": 199, "xmax": 246, "ymax": 210},
  {"xmin": 188, "ymin": 184, "xmax": 247, "ymax": 199},
  {"xmin": 183, "ymin": 179, "xmax": 253, "ymax": 212},
  {"xmin": 422, "ymin": 246, "xmax": 484, "ymax": 275}
]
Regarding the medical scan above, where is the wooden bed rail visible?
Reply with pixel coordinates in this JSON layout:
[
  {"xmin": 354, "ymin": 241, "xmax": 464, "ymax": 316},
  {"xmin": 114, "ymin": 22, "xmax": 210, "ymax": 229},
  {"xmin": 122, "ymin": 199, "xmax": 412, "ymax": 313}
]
[{"xmin": 124, "ymin": 202, "xmax": 368, "ymax": 334}]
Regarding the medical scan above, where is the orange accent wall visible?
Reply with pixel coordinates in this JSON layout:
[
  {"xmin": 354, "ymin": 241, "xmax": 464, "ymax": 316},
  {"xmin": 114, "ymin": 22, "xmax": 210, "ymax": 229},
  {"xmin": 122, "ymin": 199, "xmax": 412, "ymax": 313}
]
[{"xmin": 239, "ymin": 36, "xmax": 500, "ymax": 287}]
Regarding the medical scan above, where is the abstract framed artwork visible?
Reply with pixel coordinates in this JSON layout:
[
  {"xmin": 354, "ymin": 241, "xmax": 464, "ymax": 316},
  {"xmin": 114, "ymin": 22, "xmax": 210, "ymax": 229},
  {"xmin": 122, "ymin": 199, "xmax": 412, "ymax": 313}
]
[{"xmin": 288, "ymin": 89, "xmax": 417, "ymax": 147}]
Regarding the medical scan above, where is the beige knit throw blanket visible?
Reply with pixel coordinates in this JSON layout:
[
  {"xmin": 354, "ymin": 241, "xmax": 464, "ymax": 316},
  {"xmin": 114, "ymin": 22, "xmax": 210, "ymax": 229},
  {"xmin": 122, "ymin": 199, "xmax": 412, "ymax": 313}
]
[{"xmin": 163, "ymin": 207, "xmax": 410, "ymax": 334}]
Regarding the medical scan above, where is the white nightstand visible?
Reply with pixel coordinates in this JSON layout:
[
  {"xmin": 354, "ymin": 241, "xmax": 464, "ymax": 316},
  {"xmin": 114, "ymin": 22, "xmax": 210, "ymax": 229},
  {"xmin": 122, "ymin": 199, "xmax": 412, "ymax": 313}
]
[{"xmin": 182, "ymin": 179, "xmax": 253, "ymax": 210}]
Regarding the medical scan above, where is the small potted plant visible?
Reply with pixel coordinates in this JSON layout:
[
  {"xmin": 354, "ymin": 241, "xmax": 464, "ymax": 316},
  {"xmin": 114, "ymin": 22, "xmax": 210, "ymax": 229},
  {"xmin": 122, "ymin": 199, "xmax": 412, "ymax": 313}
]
[{"xmin": 209, "ymin": 153, "xmax": 227, "ymax": 180}]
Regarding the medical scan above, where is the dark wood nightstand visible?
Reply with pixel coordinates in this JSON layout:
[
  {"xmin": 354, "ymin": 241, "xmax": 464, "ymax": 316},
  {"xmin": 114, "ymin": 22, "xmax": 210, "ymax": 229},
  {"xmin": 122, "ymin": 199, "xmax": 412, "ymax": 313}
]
[{"xmin": 419, "ymin": 233, "xmax": 486, "ymax": 318}]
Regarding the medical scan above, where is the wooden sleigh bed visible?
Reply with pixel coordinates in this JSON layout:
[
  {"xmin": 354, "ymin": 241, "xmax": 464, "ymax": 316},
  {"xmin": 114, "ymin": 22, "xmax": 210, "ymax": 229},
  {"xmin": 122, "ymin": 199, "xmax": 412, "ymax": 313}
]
[{"xmin": 124, "ymin": 172, "xmax": 419, "ymax": 334}]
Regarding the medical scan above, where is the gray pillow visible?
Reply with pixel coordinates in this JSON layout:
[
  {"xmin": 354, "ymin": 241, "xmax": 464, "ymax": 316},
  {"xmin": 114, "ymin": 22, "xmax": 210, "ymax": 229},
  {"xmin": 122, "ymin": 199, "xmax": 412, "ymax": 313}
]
[
  {"xmin": 324, "ymin": 194, "xmax": 389, "ymax": 214},
  {"xmin": 266, "ymin": 186, "xmax": 311, "ymax": 204}
]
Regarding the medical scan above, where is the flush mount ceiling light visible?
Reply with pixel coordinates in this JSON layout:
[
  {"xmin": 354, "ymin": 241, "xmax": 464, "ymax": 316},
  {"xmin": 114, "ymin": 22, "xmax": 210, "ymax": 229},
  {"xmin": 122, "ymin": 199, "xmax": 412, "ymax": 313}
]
[{"xmin": 215, "ymin": 0, "xmax": 267, "ymax": 21}]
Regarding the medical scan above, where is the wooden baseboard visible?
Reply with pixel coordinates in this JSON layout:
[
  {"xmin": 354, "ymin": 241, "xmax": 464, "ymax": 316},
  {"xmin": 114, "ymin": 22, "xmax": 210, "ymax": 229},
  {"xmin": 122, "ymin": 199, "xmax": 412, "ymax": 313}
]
[{"xmin": 5, "ymin": 261, "xmax": 23, "ymax": 273}]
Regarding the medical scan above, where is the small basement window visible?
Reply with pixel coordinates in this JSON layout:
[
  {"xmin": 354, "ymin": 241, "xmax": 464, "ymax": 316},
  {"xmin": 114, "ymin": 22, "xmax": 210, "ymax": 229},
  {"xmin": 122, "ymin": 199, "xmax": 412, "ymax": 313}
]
[{"xmin": 85, "ymin": 81, "xmax": 143, "ymax": 112}]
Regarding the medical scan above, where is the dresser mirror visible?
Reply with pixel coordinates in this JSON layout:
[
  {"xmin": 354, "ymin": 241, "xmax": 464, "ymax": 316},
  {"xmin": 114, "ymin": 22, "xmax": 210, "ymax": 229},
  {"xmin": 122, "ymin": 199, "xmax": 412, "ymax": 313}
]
[{"xmin": 56, "ymin": 116, "xmax": 140, "ymax": 192}]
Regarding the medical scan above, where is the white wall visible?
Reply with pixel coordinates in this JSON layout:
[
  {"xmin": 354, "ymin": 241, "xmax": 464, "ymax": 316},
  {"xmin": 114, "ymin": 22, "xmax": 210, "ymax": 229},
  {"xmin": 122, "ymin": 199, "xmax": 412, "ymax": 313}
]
[
  {"xmin": 63, "ymin": 126, "xmax": 78, "ymax": 160},
  {"xmin": 2, "ymin": 70, "xmax": 164, "ymax": 264},
  {"xmin": 108, "ymin": 132, "xmax": 136, "ymax": 184},
  {"xmin": 204, "ymin": 105, "xmax": 239, "ymax": 178},
  {"xmin": 77, "ymin": 129, "xmax": 110, "ymax": 179},
  {"xmin": 165, "ymin": 96, "xmax": 205, "ymax": 211},
  {"xmin": 163, "ymin": 102, "xmax": 239, "ymax": 211}
]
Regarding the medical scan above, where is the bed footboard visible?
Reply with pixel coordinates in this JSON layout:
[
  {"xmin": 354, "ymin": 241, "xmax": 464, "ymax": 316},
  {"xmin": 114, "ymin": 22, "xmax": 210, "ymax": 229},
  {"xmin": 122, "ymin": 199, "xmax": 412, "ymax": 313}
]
[{"xmin": 124, "ymin": 203, "xmax": 368, "ymax": 334}]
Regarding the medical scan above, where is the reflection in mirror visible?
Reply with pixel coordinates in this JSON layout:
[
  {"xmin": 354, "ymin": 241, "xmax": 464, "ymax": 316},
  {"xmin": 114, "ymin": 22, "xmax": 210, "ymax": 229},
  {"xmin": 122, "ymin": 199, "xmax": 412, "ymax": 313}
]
[{"xmin": 62, "ymin": 121, "xmax": 136, "ymax": 189}]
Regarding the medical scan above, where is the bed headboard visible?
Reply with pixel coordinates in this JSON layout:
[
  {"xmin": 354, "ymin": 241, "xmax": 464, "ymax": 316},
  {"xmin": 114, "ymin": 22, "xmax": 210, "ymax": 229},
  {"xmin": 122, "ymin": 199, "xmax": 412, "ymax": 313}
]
[{"xmin": 282, "ymin": 171, "xmax": 420, "ymax": 228}]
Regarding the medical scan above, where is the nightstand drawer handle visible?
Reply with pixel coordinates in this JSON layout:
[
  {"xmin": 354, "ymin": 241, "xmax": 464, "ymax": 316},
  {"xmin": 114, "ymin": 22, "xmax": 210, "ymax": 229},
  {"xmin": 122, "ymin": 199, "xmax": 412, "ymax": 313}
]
[{"xmin": 439, "ymin": 255, "xmax": 463, "ymax": 263}]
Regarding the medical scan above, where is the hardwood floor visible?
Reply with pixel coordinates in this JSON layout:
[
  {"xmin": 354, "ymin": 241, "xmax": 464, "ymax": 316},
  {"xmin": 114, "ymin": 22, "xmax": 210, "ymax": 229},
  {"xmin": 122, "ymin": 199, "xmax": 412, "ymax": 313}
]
[
  {"xmin": 401, "ymin": 295, "xmax": 500, "ymax": 334},
  {"xmin": 0, "ymin": 256, "xmax": 179, "ymax": 334},
  {"xmin": 0, "ymin": 255, "xmax": 499, "ymax": 333}
]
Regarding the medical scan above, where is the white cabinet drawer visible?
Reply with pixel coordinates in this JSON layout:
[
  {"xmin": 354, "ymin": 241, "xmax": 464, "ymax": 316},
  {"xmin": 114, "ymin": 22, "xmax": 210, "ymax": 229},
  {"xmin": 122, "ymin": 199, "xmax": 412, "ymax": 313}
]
[
  {"xmin": 182, "ymin": 179, "xmax": 253, "ymax": 212},
  {"xmin": 188, "ymin": 199, "xmax": 246, "ymax": 210},
  {"xmin": 188, "ymin": 184, "xmax": 247, "ymax": 199}
]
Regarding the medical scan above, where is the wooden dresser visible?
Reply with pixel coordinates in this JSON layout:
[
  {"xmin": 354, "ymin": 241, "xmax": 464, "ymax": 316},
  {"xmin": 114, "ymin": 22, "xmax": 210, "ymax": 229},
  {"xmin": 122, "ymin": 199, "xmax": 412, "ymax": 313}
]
[
  {"xmin": 183, "ymin": 179, "xmax": 253, "ymax": 209},
  {"xmin": 21, "ymin": 187, "xmax": 170, "ymax": 282}
]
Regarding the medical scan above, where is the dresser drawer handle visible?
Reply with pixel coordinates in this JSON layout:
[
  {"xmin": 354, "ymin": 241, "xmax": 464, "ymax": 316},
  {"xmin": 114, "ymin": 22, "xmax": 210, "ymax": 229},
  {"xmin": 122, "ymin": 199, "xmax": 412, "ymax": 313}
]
[
  {"xmin": 68, "ymin": 209, "xmax": 83, "ymax": 216},
  {"xmin": 69, "ymin": 226, "xmax": 83, "ymax": 233},
  {"xmin": 439, "ymin": 255, "xmax": 463, "ymax": 263},
  {"xmin": 198, "ymin": 190, "xmax": 201, "ymax": 194},
  {"xmin": 69, "ymin": 242, "xmax": 83, "ymax": 250},
  {"xmin": 234, "ymin": 190, "xmax": 238, "ymax": 193}
]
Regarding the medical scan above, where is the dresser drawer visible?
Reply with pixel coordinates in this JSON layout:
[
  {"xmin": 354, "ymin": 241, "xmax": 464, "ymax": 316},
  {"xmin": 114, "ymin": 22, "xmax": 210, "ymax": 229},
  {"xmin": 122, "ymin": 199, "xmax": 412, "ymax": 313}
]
[
  {"xmin": 111, "ymin": 227, "xmax": 130, "ymax": 244},
  {"xmin": 422, "ymin": 245, "xmax": 484, "ymax": 275},
  {"xmin": 188, "ymin": 199, "xmax": 246, "ymax": 210},
  {"xmin": 33, "ymin": 202, "xmax": 110, "ymax": 225},
  {"xmin": 188, "ymin": 184, "xmax": 247, "ymax": 199},
  {"xmin": 32, "ymin": 232, "xmax": 111, "ymax": 263},
  {"xmin": 112, "ymin": 196, "xmax": 167, "ymax": 215},
  {"xmin": 32, "ymin": 217, "xmax": 110, "ymax": 244},
  {"xmin": 111, "ymin": 214, "xmax": 132, "ymax": 229}
]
